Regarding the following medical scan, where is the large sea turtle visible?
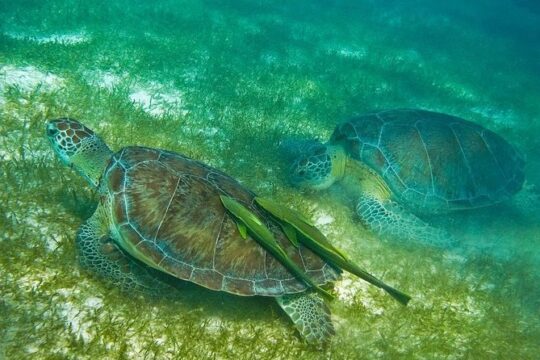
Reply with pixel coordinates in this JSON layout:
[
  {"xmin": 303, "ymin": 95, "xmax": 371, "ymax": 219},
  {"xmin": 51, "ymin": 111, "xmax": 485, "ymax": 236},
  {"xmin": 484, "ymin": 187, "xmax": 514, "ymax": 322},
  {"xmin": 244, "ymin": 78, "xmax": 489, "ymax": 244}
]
[
  {"xmin": 286, "ymin": 109, "xmax": 525, "ymax": 246},
  {"xmin": 46, "ymin": 118, "xmax": 410, "ymax": 345}
]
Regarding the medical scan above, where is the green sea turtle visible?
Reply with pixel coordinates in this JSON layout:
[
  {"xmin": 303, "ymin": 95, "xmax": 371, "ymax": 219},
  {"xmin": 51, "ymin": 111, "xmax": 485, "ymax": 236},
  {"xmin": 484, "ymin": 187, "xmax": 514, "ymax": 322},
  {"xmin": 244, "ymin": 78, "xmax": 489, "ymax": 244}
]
[
  {"xmin": 286, "ymin": 109, "xmax": 525, "ymax": 246},
  {"xmin": 46, "ymin": 118, "xmax": 410, "ymax": 345}
]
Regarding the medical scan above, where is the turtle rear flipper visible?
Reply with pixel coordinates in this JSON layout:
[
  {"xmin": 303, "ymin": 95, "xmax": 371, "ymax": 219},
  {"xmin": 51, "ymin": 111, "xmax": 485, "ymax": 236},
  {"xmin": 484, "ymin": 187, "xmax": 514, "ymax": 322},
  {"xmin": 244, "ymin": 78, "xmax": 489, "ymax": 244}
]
[
  {"xmin": 277, "ymin": 293, "xmax": 334, "ymax": 346},
  {"xmin": 77, "ymin": 207, "xmax": 173, "ymax": 295},
  {"xmin": 356, "ymin": 194, "xmax": 455, "ymax": 248}
]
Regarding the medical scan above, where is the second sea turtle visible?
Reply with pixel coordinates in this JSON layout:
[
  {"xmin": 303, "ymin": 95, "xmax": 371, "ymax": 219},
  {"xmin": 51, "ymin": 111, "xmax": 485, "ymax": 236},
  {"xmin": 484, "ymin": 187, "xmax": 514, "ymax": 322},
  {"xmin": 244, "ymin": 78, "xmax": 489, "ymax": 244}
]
[{"xmin": 287, "ymin": 109, "xmax": 525, "ymax": 246}]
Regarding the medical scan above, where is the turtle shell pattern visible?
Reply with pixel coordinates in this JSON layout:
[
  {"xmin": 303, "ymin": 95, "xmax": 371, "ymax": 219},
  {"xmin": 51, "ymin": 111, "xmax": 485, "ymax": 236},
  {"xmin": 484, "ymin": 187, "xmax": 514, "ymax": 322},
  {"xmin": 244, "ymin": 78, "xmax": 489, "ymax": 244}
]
[
  {"xmin": 101, "ymin": 146, "xmax": 339, "ymax": 297},
  {"xmin": 330, "ymin": 109, "xmax": 525, "ymax": 212}
]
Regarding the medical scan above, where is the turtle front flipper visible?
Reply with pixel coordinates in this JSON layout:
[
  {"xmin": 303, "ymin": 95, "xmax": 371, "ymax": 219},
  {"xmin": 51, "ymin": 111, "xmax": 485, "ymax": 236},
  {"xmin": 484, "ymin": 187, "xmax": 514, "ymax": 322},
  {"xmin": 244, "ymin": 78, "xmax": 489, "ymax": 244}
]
[
  {"xmin": 277, "ymin": 293, "xmax": 334, "ymax": 346},
  {"xmin": 77, "ymin": 206, "xmax": 173, "ymax": 294},
  {"xmin": 357, "ymin": 194, "xmax": 455, "ymax": 247}
]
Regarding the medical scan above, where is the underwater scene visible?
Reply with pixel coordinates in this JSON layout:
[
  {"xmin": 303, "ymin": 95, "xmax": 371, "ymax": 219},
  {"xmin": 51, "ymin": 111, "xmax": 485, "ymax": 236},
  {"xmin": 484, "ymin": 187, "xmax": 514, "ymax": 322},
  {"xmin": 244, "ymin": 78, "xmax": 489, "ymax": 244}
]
[{"xmin": 1, "ymin": 0, "xmax": 539, "ymax": 359}]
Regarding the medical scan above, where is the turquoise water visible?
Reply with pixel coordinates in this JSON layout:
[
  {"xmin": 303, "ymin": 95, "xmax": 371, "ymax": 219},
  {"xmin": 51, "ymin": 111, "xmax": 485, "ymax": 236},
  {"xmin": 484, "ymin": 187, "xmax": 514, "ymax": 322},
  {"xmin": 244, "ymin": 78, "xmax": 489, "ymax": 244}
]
[{"xmin": 1, "ymin": 1, "xmax": 539, "ymax": 358}]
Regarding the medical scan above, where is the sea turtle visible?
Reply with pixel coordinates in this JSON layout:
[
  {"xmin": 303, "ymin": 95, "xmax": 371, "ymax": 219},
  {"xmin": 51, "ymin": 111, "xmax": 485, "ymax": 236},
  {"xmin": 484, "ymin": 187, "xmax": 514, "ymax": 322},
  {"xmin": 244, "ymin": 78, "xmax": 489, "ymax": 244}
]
[
  {"xmin": 286, "ymin": 109, "xmax": 525, "ymax": 246},
  {"xmin": 46, "ymin": 118, "xmax": 410, "ymax": 345}
]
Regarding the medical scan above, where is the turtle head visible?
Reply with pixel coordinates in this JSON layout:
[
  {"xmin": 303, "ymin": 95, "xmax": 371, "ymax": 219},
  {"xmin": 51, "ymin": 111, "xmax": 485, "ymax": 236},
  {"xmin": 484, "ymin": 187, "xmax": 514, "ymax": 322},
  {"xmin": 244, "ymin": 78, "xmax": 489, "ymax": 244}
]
[
  {"xmin": 46, "ymin": 118, "xmax": 113, "ymax": 188},
  {"xmin": 289, "ymin": 142, "xmax": 347, "ymax": 190}
]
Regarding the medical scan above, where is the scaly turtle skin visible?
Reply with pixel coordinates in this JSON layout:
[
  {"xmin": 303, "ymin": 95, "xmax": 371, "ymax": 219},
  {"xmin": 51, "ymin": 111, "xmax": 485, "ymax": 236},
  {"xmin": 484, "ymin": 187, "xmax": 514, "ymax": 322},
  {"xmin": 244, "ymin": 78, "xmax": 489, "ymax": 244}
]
[
  {"xmin": 46, "ymin": 118, "xmax": 410, "ymax": 345},
  {"xmin": 288, "ymin": 109, "xmax": 525, "ymax": 246}
]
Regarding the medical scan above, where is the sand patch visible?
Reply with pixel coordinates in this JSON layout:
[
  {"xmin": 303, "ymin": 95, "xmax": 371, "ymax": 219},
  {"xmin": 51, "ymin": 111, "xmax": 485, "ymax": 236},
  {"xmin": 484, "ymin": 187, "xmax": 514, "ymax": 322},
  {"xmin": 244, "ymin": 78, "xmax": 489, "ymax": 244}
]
[
  {"xmin": 129, "ymin": 82, "xmax": 188, "ymax": 117},
  {"xmin": 82, "ymin": 70, "xmax": 188, "ymax": 117},
  {"xmin": 83, "ymin": 70, "xmax": 124, "ymax": 90},
  {"xmin": 0, "ymin": 65, "xmax": 64, "ymax": 93},
  {"xmin": 326, "ymin": 45, "xmax": 368, "ymax": 60},
  {"xmin": 5, "ymin": 31, "xmax": 90, "ymax": 45}
]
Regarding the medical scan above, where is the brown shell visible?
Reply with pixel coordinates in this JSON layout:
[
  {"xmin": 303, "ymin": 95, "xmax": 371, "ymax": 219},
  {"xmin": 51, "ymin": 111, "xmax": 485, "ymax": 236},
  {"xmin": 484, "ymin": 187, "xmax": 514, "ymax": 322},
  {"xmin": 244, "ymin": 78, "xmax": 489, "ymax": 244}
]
[
  {"xmin": 102, "ymin": 146, "xmax": 339, "ymax": 297},
  {"xmin": 331, "ymin": 109, "xmax": 525, "ymax": 212}
]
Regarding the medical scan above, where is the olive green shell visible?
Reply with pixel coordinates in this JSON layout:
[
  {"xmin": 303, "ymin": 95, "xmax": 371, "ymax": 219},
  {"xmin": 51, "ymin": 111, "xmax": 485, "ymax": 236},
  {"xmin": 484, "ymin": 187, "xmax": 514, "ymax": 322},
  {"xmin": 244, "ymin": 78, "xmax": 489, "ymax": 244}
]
[
  {"xmin": 102, "ymin": 147, "xmax": 339, "ymax": 296},
  {"xmin": 331, "ymin": 109, "xmax": 525, "ymax": 212}
]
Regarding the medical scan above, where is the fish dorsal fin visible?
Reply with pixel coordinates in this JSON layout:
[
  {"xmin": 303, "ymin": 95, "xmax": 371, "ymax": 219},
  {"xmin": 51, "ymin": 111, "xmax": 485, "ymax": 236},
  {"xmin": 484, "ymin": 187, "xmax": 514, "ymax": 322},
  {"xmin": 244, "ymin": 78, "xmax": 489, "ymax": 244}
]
[
  {"xmin": 236, "ymin": 221, "xmax": 248, "ymax": 239},
  {"xmin": 280, "ymin": 222, "xmax": 299, "ymax": 248}
]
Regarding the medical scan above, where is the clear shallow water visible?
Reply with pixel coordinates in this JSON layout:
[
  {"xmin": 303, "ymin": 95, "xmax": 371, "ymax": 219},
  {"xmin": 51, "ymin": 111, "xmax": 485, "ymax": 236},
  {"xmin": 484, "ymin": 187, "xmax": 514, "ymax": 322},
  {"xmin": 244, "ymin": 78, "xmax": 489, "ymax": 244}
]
[{"xmin": 0, "ymin": 1, "xmax": 539, "ymax": 358}]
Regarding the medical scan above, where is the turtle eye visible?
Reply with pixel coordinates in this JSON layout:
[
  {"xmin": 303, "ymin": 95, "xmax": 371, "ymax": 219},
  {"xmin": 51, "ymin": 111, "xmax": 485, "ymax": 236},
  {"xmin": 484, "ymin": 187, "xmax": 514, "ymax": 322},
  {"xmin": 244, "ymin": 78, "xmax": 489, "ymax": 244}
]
[
  {"xmin": 314, "ymin": 146, "xmax": 327, "ymax": 156},
  {"xmin": 46, "ymin": 125, "xmax": 59, "ymax": 137}
]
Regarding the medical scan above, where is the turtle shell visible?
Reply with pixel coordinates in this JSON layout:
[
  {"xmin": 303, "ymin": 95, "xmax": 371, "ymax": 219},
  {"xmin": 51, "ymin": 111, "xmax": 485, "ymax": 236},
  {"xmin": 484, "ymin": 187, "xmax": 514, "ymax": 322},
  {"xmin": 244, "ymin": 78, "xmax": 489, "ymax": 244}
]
[
  {"xmin": 330, "ymin": 109, "xmax": 525, "ymax": 212},
  {"xmin": 101, "ymin": 146, "xmax": 339, "ymax": 297}
]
